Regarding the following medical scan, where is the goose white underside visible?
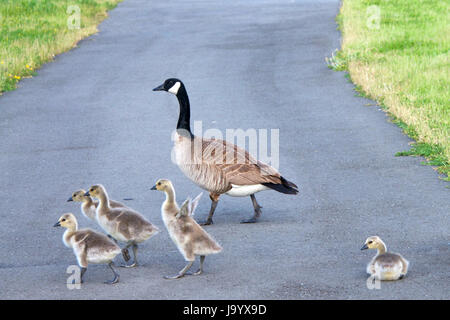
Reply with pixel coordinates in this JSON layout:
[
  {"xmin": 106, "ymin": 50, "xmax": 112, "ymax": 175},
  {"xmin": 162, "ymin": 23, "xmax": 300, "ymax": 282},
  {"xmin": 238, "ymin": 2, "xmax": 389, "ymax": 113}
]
[{"xmin": 225, "ymin": 184, "xmax": 269, "ymax": 197}]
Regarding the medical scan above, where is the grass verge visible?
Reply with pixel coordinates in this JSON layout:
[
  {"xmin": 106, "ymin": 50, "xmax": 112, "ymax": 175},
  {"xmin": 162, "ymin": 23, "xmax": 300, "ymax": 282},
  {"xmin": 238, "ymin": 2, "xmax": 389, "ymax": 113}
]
[
  {"xmin": 0, "ymin": 0, "xmax": 122, "ymax": 94},
  {"xmin": 329, "ymin": 0, "xmax": 449, "ymax": 180}
]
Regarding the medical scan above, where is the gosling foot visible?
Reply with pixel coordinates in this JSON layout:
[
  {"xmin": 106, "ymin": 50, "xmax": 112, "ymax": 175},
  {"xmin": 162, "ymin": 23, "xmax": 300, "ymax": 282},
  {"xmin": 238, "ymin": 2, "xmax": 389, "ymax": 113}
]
[
  {"xmin": 240, "ymin": 216, "xmax": 259, "ymax": 224},
  {"xmin": 120, "ymin": 262, "xmax": 138, "ymax": 268},
  {"xmin": 163, "ymin": 274, "xmax": 185, "ymax": 280},
  {"xmin": 199, "ymin": 218, "xmax": 213, "ymax": 226},
  {"xmin": 193, "ymin": 269, "xmax": 203, "ymax": 276},
  {"xmin": 104, "ymin": 275, "xmax": 120, "ymax": 285}
]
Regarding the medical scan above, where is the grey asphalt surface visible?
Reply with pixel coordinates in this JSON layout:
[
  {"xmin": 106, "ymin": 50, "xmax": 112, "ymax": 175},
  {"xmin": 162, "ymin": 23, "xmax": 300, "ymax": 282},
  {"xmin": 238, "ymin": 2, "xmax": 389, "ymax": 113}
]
[{"xmin": 0, "ymin": 0, "xmax": 448, "ymax": 300}]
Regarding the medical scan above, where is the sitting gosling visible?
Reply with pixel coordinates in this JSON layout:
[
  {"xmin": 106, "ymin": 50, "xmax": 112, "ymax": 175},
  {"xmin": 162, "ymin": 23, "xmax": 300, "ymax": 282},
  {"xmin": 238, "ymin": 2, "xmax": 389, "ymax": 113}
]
[
  {"xmin": 361, "ymin": 236, "xmax": 409, "ymax": 280},
  {"xmin": 67, "ymin": 189, "xmax": 128, "ymax": 221},
  {"xmin": 152, "ymin": 179, "xmax": 222, "ymax": 279},
  {"xmin": 85, "ymin": 184, "xmax": 159, "ymax": 268},
  {"xmin": 53, "ymin": 213, "xmax": 121, "ymax": 284}
]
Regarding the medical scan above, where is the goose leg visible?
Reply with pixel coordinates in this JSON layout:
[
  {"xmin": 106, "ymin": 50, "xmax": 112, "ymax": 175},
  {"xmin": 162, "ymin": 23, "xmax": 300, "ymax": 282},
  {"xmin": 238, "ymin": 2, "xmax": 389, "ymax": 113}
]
[
  {"xmin": 193, "ymin": 256, "xmax": 205, "ymax": 276},
  {"xmin": 121, "ymin": 243, "xmax": 138, "ymax": 268},
  {"xmin": 109, "ymin": 235, "xmax": 130, "ymax": 262},
  {"xmin": 199, "ymin": 193, "xmax": 220, "ymax": 225},
  {"xmin": 105, "ymin": 262, "xmax": 120, "ymax": 284},
  {"xmin": 164, "ymin": 261, "xmax": 194, "ymax": 279},
  {"xmin": 241, "ymin": 194, "xmax": 262, "ymax": 223}
]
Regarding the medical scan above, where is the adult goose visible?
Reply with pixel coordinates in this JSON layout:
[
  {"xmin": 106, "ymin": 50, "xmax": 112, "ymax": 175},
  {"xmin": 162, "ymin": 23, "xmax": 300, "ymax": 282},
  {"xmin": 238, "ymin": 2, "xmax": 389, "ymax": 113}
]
[{"xmin": 153, "ymin": 78, "xmax": 298, "ymax": 225}]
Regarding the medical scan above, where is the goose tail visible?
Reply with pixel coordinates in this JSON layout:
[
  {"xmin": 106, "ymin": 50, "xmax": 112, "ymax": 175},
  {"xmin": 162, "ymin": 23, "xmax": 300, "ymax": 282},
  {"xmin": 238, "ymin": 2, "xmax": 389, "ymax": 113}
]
[{"xmin": 262, "ymin": 176, "xmax": 299, "ymax": 195}]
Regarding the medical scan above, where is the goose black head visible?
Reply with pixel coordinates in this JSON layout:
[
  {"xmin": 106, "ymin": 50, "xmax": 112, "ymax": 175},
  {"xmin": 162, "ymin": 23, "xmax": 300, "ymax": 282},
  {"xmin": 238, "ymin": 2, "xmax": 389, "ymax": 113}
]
[{"xmin": 153, "ymin": 78, "xmax": 184, "ymax": 95}]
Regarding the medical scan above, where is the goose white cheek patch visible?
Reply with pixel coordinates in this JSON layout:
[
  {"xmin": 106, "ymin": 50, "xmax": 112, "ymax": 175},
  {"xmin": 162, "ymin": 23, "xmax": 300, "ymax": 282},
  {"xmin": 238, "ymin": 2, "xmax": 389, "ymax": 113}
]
[{"xmin": 168, "ymin": 81, "xmax": 181, "ymax": 94}]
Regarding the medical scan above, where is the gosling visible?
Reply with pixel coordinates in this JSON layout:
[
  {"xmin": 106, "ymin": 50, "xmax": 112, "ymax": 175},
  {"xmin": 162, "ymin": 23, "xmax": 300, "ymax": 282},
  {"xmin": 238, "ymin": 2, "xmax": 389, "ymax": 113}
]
[
  {"xmin": 361, "ymin": 236, "xmax": 409, "ymax": 280},
  {"xmin": 152, "ymin": 179, "xmax": 222, "ymax": 279},
  {"xmin": 53, "ymin": 213, "xmax": 121, "ymax": 284},
  {"xmin": 85, "ymin": 184, "xmax": 159, "ymax": 268},
  {"xmin": 67, "ymin": 189, "xmax": 128, "ymax": 221}
]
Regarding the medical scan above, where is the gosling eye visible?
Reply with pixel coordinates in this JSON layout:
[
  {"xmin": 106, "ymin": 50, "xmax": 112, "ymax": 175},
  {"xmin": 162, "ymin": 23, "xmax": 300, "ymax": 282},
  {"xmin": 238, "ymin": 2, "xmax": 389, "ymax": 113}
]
[
  {"xmin": 157, "ymin": 182, "xmax": 161, "ymax": 185},
  {"xmin": 61, "ymin": 219, "xmax": 66, "ymax": 222},
  {"xmin": 90, "ymin": 188, "xmax": 94, "ymax": 192},
  {"xmin": 368, "ymin": 241, "xmax": 373, "ymax": 244}
]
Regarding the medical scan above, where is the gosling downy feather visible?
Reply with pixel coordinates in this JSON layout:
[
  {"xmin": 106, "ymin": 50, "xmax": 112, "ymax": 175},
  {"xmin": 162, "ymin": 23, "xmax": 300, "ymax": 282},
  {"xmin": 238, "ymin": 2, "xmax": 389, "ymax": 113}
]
[
  {"xmin": 152, "ymin": 179, "xmax": 222, "ymax": 279},
  {"xmin": 85, "ymin": 184, "xmax": 159, "ymax": 267},
  {"xmin": 361, "ymin": 236, "xmax": 409, "ymax": 281},
  {"xmin": 53, "ymin": 213, "xmax": 121, "ymax": 284},
  {"xmin": 68, "ymin": 189, "xmax": 128, "ymax": 221},
  {"xmin": 153, "ymin": 78, "xmax": 299, "ymax": 225}
]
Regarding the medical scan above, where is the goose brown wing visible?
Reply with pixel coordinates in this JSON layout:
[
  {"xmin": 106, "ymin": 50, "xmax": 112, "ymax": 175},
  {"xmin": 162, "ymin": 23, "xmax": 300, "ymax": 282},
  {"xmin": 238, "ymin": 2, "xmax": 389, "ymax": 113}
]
[{"xmin": 199, "ymin": 138, "xmax": 283, "ymax": 186}]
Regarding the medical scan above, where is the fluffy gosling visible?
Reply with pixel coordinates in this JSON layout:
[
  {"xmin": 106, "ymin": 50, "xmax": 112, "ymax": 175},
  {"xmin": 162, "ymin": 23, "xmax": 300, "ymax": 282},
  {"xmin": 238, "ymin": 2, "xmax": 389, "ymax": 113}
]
[
  {"xmin": 152, "ymin": 179, "xmax": 222, "ymax": 279},
  {"xmin": 85, "ymin": 184, "xmax": 159, "ymax": 268},
  {"xmin": 53, "ymin": 213, "xmax": 121, "ymax": 284},
  {"xmin": 361, "ymin": 236, "xmax": 409, "ymax": 281}
]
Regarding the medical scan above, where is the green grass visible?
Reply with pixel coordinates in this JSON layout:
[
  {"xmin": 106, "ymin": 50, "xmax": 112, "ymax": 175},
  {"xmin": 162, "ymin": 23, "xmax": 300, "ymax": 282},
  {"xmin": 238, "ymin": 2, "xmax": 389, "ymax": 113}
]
[
  {"xmin": 0, "ymin": 0, "xmax": 122, "ymax": 94},
  {"xmin": 332, "ymin": 0, "xmax": 450, "ymax": 180}
]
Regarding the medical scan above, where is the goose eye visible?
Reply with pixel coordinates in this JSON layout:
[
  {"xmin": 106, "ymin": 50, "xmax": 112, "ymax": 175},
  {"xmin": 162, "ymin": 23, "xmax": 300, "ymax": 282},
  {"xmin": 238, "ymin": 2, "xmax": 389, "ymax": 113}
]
[
  {"xmin": 368, "ymin": 241, "xmax": 373, "ymax": 244},
  {"xmin": 61, "ymin": 219, "xmax": 66, "ymax": 222},
  {"xmin": 90, "ymin": 188, "xmax": 94, "ymax": 192},
  {"xmin": 158, "ymin": 182, "xmax": 161, "ymax": 185}
]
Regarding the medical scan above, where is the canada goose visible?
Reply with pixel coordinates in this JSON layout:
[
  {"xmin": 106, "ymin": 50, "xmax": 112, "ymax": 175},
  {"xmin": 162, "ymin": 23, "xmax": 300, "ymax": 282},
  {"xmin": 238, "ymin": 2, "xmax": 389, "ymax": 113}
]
[
  {"xmin": 53, "ymin": 213, "xmax": 121, "ymax": 284},
  {"xmin": 153, "ymin": 78, "xmax": 299, "ymax": 225},
  {"xmin": 67, "ymin": 189, "xmax": 128, "ymax": 221},
  {"xmin": 85, "ymin": 184, "xmax": 159, "ymax": 267},
  {"xmin": 361, "ymin": 236, "xmax": 409, "ymax": 281},
  {"xmin": 151, "ymin": 179, "xmax": 222, "ymax": 279}
]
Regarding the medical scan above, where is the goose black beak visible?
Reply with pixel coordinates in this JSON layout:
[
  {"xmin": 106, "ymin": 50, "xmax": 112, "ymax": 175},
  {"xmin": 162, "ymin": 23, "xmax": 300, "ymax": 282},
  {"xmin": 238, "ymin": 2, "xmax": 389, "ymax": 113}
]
[
  {"xmin": 53, "ymin": 221, "xmax": 61, "ymax": 227},
  {"xmin": 67, "ymin": 197, "xmax": 73, "ymax": 202},
  {"xmin": 150, "ymin": 185, "xmax": 157, "ymax": 190},
  {"xmin": 361, "ymin": 244, "xmax": 368, "ymax": 250},
  {"xmin": 153, "ymin": 84, "xmax": 165, "ymax": 91},
  {"xmin": 84, "ymin": 191, "xmax": 90, "ymax": 196}
]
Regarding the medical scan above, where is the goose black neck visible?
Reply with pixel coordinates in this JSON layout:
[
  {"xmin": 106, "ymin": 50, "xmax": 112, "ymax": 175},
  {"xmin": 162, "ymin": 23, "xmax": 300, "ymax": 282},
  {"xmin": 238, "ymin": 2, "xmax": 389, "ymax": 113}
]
[{"xmin": 176, "ymin": 85, "xmax": 193, "ymax": 138}]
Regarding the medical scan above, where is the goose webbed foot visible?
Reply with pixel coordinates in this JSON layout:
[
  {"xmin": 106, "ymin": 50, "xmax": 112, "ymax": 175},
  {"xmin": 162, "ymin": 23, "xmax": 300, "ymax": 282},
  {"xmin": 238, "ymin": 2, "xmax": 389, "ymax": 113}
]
[
  {"xmin": 242, "ymin": 194, "xmax": 262, "ymax": 223},
  {"xmin": 104, "ymin": 274, "xmax": 120, "ymax": 284},
  {"xmin": 199, "ymin": 218, "xmax": 214, "ymax": 226},
  {"xmin": 105, "ymin": 262, "xmax": 120, "ymax": 284},
  {"xmin": 240, "ymin": 216, "xmax": 259, "ymax": 224},
  {"xmin": 164, "ymin": 261, "xmax": 194, "ymax": 280},
  {"xmin": 192, "ymin": 255, "xmax": 205, "ymax": 275}
]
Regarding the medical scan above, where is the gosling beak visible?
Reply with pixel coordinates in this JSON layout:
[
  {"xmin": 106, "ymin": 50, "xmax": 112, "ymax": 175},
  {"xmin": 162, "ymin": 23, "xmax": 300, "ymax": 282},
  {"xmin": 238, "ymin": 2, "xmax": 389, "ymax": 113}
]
[
  {"xmin": 152, "ymin": 83, "xmax": 165, "ymax": 91},
  {"xmin": 361, "ymin": 244, "xmax": 368, "ymax": 250},
  {"xmin": 84, "ymin": 191, "xmax": 90, "ymax": 196},
  {"xmin": 151, "ymin": 185, "xmax": 157, "ymax": 190},
  {"xmin": 67, "ymin": 197, "xmax": 73, "ymax": 202},
  {"xmin": 53, "ymin": 221, "xmax": 61, "ymax": 227}
]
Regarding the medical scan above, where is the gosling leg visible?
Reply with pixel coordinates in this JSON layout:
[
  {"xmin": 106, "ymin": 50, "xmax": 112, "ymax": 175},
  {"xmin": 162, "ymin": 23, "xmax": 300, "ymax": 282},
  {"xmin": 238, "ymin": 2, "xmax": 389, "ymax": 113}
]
[
  {"xmin": 105, "ymin": 262, "xmax": 120, "ymax": 284},
  {"xmin": 80, "ymin": 267, "xmax": 87, "ymax": 284},
  {"xmin": 121, "ymin": 243, "xmax": 138, "ymax": 268},
  {"xmin": 199, "ymin": 193, "xmax": 220, "ymax": 226},
  {"xmin": 193, "ymin": 256, "xmax": 205, "ymax": 276},
  {"xmin": 164, "ymin": 261, "xmax": 194, "ymax": 280},
  {"xmin": 241, "ymin": 194, "xmax": 262, "ymax": 223},
  {"xmin": 108, "ymin": 235, "xmax": 130, "ymax": 262}
]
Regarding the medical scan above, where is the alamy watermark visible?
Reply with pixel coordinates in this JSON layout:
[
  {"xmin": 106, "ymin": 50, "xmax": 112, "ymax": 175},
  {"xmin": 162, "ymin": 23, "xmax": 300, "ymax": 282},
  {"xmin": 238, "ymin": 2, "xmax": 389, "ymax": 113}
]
[
  {"xmin": 66, "ymin": 265, "xmax": 81, "ymax": 289},
  {"xmin": 67, "ymin": 5, "xmax": 81, "ymax": 30},
  {"xmin": 171, "ymin": 121, "xmax": 280, "ymax": 170}
]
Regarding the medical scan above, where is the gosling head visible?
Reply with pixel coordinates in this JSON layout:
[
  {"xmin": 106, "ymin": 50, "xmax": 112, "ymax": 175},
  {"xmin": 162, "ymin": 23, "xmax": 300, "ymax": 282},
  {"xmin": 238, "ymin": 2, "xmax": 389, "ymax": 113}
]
[
  {"xmin": 53, "ymin": 213, "xmax": 77, "ymax": 229},
  {"xmin": 361, "ymin": 236, "xmax": 383, "ymax": 250},
  {"xmin": 67, "ymin": 190, "xmax": 90, "ymax": 203},
  {"xmin": 151, "ymin": 179, "xmax": 173, "ymax": 192},
  {"xmin": 153, "ymin": 78, "xmax": 184, "ymax": 95},
  {"xmin": 84, "ymin": 184, "xmax": 105, "ymax": 198}
]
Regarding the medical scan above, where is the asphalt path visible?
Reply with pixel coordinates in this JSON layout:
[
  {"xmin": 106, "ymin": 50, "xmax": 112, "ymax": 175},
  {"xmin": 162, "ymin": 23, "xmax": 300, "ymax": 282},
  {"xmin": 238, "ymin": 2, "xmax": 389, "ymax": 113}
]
[{"xmin": 0, "ymin": 0, "xmax": 448, "ymax": 299}]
